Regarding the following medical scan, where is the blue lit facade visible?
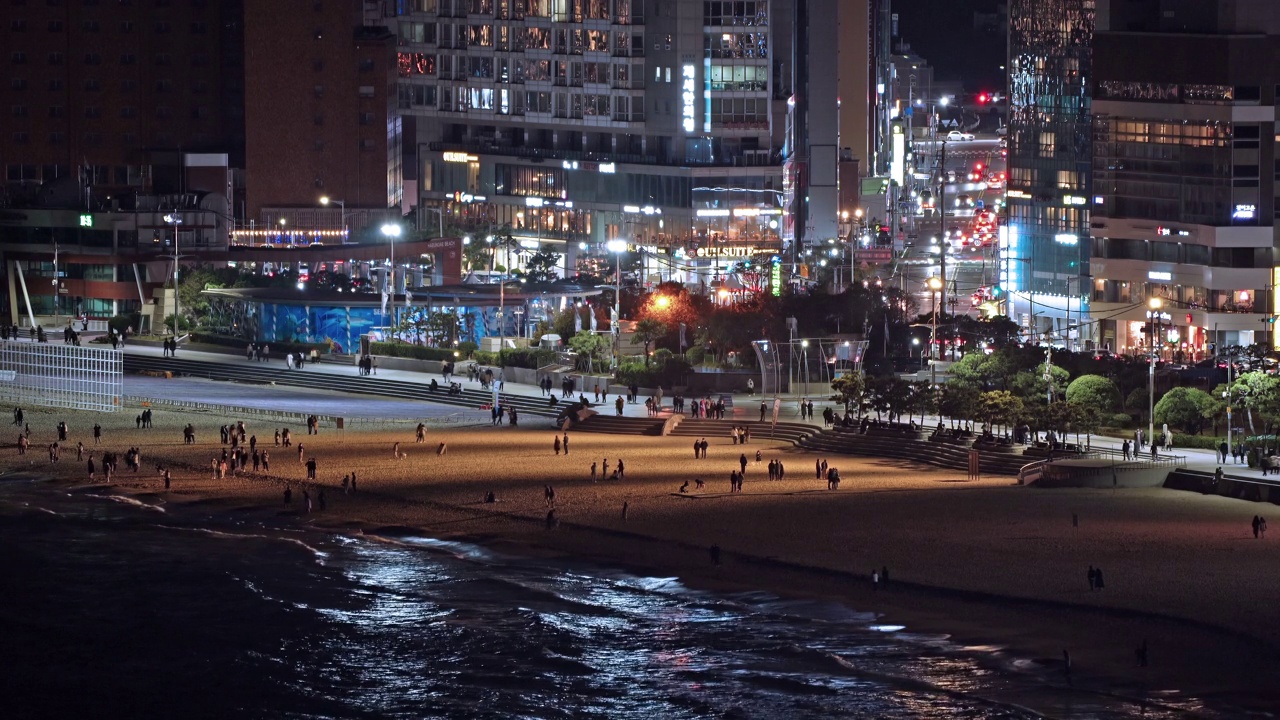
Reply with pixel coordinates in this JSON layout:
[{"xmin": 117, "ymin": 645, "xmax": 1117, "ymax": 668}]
[{"xmin": 1006, "ymin": 0, "xmax": 1094, "ymax": 341}]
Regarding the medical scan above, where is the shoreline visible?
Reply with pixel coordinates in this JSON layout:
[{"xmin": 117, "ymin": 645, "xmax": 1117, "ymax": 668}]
[
  {"xmin": 6, "ymin": 405, "xmax": 1280, "ymax": 716},
  {"xmin": 91, "ymin": 480, "xmax": 1280, "ymax": 717}
]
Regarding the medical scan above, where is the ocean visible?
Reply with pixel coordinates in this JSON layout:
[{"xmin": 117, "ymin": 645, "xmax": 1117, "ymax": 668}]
[{"xmin": 0, "ymin": 475, "xmax": 1216, "ymax": 719}]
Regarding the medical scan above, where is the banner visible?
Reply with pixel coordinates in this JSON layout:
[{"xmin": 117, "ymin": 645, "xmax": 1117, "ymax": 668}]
[
  {"xmin": 380, "ymin": 290, "xmax": 389, "ymax": 317},
  {"xmin": 574, "ymin": 305, "xmax": 583, "ymax": 333}
]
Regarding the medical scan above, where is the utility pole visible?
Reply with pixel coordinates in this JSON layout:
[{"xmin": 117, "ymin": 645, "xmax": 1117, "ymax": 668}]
[{"xmin": 938, "ymin": 140, "xmax": 947, "ymax": 337}]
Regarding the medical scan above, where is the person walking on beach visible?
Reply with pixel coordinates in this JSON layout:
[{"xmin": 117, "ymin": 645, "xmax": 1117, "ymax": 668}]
[
  {"xmin": 739, "ymin": 453, "xmax": 748, "ymax": 474},
  {"xmin": 86, "ymin": 454, "xmax": 95, "ymax": 482},
  {"xmin": 93, "ymin": 423, "xmax": 101, "ymax": 445},
  {"xmin": 616, "ymin": 459, "xmax": 625, "ymax": 480},
  {"xmin": 554, "ymin": 435, "xmax": 561, "ymax": 455},
  {"xmin": 274, "ymin": 429, "xmax": 281, "ymax": 446},
  {"xmin": 693, "ymin": 439, "xmax": 700, "ymax": 459},
  {"xmin": 1261, "ymin": 517, "xmax": 1268, "ymax": 538},
  {"xmin": 261, "ymin": 451, "xmax": 270, "ymax": 472},
  {"xmin": 415, "ymin": 423, "xmax": 426, "ymax": 443},
  {"xmin": 1253, "ymin": 515, "xmax": 1262, "ymax": 539},
  {"xmin": 283, "ymin": 486, "xmax": 292, "ymax": 505},
  {"xmin": 562, "ymin": 433, "xmax": 569, "ymax": 455},
  {"xmin": 590, "ymin": 462, "xmax": 597, "ymax": 482},
  {"xmin": 305, "ymin": 457, "xmax": 317, "ymax": 481},
  {"xmin": 544, "ymin": 484, "xmax": 556, "ymax": 507},
  {"xmin": 303, "ymin": 489, "xmax": 312, "ymax": 514}
]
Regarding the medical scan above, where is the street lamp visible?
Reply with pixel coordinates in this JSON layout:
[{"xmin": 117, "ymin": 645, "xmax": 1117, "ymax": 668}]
[
  {"xmin": 607, "ymin": 238, "xmax": 627, "ymax": 368},
  {"xmin": 927, "ymin": 275, "xmax": 943, "ymax": 385},
  {"xmin": 800, "ymin": 338, "xmax": 810, "ymax": 399},
  {"xmin": 319, "ymin": 196, "xmax": 345, "ymax": 238},
  {"xmin": 381, "ymin": 223, "xmax": 401, "ymax": 333},
  {"xmin": 164, "ymin": 212, "xmax": 184, "ymax": 337},
  {"xmin": 1147, "ymin": 297, "xmax": 1163, "ymax": 452}
]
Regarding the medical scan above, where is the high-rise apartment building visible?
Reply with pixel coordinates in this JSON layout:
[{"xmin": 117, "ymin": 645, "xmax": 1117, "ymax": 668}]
[
  {"xmin": 243, "ymin": 0, "xmax": 403, "ymax": 235},
  {"xmin": 0, "ymin": 0, "xmax": 245, "ymax": 200},
  {"xmin": 1004, "ymin": 0, "xmax": 1094, "ymax": 342},
  {"xmin": 1087, "ymin": 0, "xmax": 1280, "ymax": 355},
  {"xmin": 389, "ymin": 0, "xmax": 866, "ymax": 281}
]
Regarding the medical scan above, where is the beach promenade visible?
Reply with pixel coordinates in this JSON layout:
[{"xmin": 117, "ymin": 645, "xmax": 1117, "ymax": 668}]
[{"xmin": 117, "ymin": 341, "xmax": 1270, "ymax": 484}]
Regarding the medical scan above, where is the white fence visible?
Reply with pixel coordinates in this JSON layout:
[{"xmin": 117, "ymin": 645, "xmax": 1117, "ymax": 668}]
[{"xmin": 0, "ymin": 341, "xmax": 123, "ymax": 412}]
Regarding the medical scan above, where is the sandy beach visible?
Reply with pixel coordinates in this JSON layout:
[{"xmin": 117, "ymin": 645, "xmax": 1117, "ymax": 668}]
[{"xmin": 7, "ymin": 402, "xmax": 1280, "ymax": 714}]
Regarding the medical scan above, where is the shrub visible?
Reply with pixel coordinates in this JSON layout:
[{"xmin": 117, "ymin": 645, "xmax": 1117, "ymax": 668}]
[
  {"xmin": 1165, "ymin": 434, "xmax": 1225, "ymax": 451},
  {"xmin": 1108, "ymin": 412, "xmax": 1133, "ymax": 428},
  {"xmin": 685, "ymin": 346, "xmax": 706, "ymax": 365},
  {"xmin": 191, "ymin": 333, "xmax": 331, "ymax": 355},
  {"xmin": 456, "ymin": 341, "xmax": 478, "ymax": 358},
  {"xmin": 498, "ymin": 346, "xmax": 558, "ymax": 369},
  {"xmin": 107, "ymin": 312, "xmax": 142, "ymax": 336},
  {"xmin": 370, "ymin": 341, "xmax": 457, "ymax": 362},
  {"xmin": 473, "ymin": 350, "xmax": 499, "ymax": 365},
  {"xmin": 615, "ymin": 357, "xmax": 691, "ymax": 389}
]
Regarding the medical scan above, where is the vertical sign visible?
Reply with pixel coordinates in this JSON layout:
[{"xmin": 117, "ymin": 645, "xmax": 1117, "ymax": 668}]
[
  {"xmin": 770, "ymin": 260, "xmax": 782, "ymax": 296},
  {"xmin": 681, "ymin": 65, "xmax": 696, "ymax": 133}
]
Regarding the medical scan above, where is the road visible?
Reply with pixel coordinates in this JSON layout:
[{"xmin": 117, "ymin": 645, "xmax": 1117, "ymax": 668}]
[{"xmin": 862, "ymin": 136, "xmax": 1006, "ymax": 352}]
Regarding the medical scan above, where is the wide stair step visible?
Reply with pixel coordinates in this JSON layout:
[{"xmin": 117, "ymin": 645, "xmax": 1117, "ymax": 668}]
[
  {"xmin": 798, "ymin": 427, "xmax": 1028, "ymax": 475},
  {"xmin": 667, "ymin": 418, "xmax": 820, "ymax": 445},
  {"xmin": 571, "ymin": 415, "xmax": 666, "ymax": 435}
]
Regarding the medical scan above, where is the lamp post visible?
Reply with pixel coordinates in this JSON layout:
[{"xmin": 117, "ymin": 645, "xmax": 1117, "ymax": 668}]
[
  {"xmin": 800, "ymin": 338, "xmax": 810, "ymax": 399},
  {"xmin": 164, "ymin": 212, "xmax": 184, "ymax": 336},
  {"xmin": 381, "ymin": 223, "xmax": 401, "ymax": 334},
  {"xmin": 607, "ymin": 238, "xmax": 627, "ymax": 368},
  {"xmin": 319, "ymin": 196, "xmax": 345, "ymax": 238},
  {"xmin": 927, "ymin": 275, "xmax": 942, "ymax": 385},
  {"xmin": 1147, "ymin": 297, "xmax": 1163, "ymax": 450}
]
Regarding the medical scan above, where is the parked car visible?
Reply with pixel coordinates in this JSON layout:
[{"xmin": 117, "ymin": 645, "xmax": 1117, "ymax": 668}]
[{"xmin": 947, "ymin": 130, "xmax": 975, "ymax": 141}]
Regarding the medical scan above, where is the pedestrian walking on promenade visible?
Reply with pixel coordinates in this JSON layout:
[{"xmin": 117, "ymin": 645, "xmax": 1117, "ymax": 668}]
[{"xmin": 554, "ymin": 436, "xmax": 561, "ymax": 455}]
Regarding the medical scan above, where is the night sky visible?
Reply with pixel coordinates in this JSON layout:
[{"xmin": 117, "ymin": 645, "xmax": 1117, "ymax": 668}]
[{"xmin": 894, "ymin": 0, "xmax": 1007, "ymax": 92}]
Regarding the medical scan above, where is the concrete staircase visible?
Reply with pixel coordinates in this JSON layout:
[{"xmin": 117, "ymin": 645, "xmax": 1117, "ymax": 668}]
[
  {"xmin": 570, "ymin": 414, "xmax": 666, "ymax": 436},
  {"xmin": 666, "ymin": 417, "xmax": 820, "ymax": 446},
  {"xmin": 798, "ymin": 426, "xmax": 1031, "ymax": 476}
]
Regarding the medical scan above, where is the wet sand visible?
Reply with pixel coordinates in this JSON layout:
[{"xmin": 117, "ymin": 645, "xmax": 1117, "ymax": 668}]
[{"xmin": 7, "ymin": 404, "xmax": 1280, "ymax": 714}]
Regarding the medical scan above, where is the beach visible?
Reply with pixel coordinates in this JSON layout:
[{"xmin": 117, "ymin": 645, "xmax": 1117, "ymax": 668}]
[{"xmin": 5, "ymin": 402, "xmax": 1279, "ymax": 715}]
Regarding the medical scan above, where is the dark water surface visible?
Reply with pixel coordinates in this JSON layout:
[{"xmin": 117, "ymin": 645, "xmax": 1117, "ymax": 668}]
[{"xmin": 0, "ymin": 477, "xmax": 1225, "ymax": 719}]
